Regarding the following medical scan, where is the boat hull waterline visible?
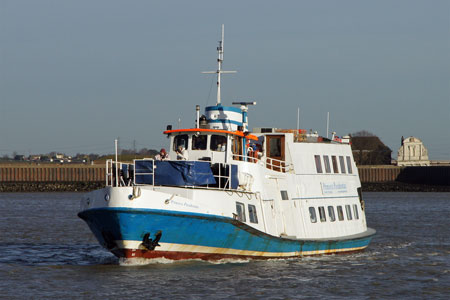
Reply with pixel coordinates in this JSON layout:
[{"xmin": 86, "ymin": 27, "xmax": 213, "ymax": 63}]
[{"xmin": 78, "ymin": 207, "xmax": 376, "ymax": 260}]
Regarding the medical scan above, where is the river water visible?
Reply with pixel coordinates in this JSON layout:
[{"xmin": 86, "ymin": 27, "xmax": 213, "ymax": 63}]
[{"xmin": 0, "ymin": 192, "xmax": 448, "ymax": 299}]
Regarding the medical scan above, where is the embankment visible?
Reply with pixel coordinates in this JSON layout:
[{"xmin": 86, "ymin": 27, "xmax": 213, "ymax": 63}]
[{"xmin": 0, "ymin": 164, "xmax": 448, "ymax": 192}]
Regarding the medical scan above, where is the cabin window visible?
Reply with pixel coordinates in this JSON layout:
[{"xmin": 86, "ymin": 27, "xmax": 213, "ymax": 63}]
[
  {"xmin": 173, "ymin": 134, "xmax": 189, "ymax": 151},
  {"xmin": 314, "ymin": 155, "xmax": 323, "ymax": 173},
  {"xmin": 269, "ymin": 138, "xmax": 282, "ymax": 157},
  {"xmin": 337, "ymin": 206, "xmax": 344, "ymax": 221},
  {"xmin": 210, "ymin": 135, "xmax": 227, "ymax": 152},
  {"xmin": 331, "ymin": 156, "xmax": 339, "ymax": 173},
  {"xmin": 345, "ymin": 205, "xmax": 353, "ymax": 220},
  {"xmin": 353, "ymin": 204, "xmax": 359, "ymax": 219},
  {"xmin": 236, "ymin": 202, "xmax": 246, "ymax": 222},
  {"xmin": 309, "ymin": 207, "xmax": 317, "ymax": 223},
  {"xmin": 192, "ymin": 135, "xmax": 207, "ymax": 150},
  {"xmin": 323, "ymin": 155, "xmax": 331, "ymax": 173},
  {"xmin": 280, "ymin": 190, "xmax": 289, "ymax": 200},
  {"xmin": 339, "ymin": 156, "xmax": 346, "ymax": 173},
  {"xmin": 346, "ymin": 156, "xmax": 353, "ymax": 174},
  {"xmin": 328, "ymin": 206, "xmax": 336, "ymax": 222},
  {"xmin": 318, "ymin": 206, "xmax": 326, "ymax": 222},
  {"xmin": 248, "ymin": 204, "xmax": 258, "ymax": 223}
]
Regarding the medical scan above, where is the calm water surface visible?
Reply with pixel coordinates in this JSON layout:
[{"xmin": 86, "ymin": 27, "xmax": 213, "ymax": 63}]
[{"xmin": 0, "ymin": 192, "xmax": 449, "ymax": 299}]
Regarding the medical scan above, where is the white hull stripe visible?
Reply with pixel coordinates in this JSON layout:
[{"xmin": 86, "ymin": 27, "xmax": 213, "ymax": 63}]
[{"xmin": 115, "ymin": 240, "xmax": 367, "ymax": 257}]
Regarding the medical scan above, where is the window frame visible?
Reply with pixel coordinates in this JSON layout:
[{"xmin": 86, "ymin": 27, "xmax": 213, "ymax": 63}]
[
  {"xmin": 210, "ymin": 134, "xmax": 227, "ymax": 152},
  {"xmin": 337, "ymin": 205, "xmax": 344, "ymax": 221},
  {"xmin": 309, "ymin": 207, "xmax": 317, "ymax": 223},
  {"xmin": 346, "ymin": 156, "xmax": 353, "ymax": 174},
  {"xmin": 345, "ymin": 204, "xmax": 353, "ymax": 220},
  {"xmin": 331, "ymin": 156, "xmax": 339, "ymax": 173},
  {"xmin": 314, "ymin": 155, "xmax": 323, "ymax": 173},
  {"xmin": 323, "ymin": 155, "xmax": 331, "ymax": 173},
  {"xmin": 173, "ymin": 134, "xmax": 189, "ymax": 151},
  {"xmin": 353, "ymin": 204, "xmax": 359, "ymax": 219},
  {"xmin": 280, "ymin": 190, "xmax": 289, "ymax": 200},
  {"xmin": 192, "ymin": 134, "xmax": 207, "ymax": 150},
  {"xmin": 248, "ymin": 204, "xmax": 258, "ymax": 224},
  {"xmin": 318, "ymin": 206, "xmax": 327, "ymax": 222},
  {"xmin": 236, "ymin": 202, "xmax": 246, "ymax": 222},
  {"xmin": 339, "ymin": 156, "xmax": 346, "ymax": 174},
  {"xmin": 328, "ymin": 206, "xmax": 336, "ymax": 222}
]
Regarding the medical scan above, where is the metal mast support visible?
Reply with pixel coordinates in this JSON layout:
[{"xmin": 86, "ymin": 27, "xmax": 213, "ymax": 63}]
[{"xmin": 202, "ymin": 24, "xmax": 236, "ymax": 106}]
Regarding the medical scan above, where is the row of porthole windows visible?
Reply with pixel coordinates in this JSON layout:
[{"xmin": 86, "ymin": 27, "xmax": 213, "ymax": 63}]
[
  {"xmin": 314, "ymin": 155, "xmax": 353, "ymax": 174},
  {"xmin": 309, "ymin": 204, "xmax": 359, "ymax": 223},
  {"xmin": 236, "ymin": 202, "xmax": 258, "ymax": 224}
]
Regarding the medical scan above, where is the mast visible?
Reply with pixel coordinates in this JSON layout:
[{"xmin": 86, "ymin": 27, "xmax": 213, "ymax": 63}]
[{"xmin": 203, "ymin": 24, "xmax": 236, "ymax": 106}]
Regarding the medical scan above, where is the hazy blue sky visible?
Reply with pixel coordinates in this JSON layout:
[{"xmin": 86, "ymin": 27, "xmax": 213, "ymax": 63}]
[{"xmin": 1, "ymin": 0, "xmax": 449, "ymax": 159}]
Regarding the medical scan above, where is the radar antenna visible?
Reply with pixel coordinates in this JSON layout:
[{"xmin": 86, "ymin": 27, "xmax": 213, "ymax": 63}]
[{"xmin": 202, "ymin": 24, "xmax": 236, "ymax": 106}]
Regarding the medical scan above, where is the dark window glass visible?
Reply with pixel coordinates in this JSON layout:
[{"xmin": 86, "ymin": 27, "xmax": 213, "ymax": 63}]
[
  {"xmin": 269, "ymin": 138, "xmax": 281, "ymax": 157},
  {"xmin": 210, "ymin": 135, "xmax": 227, "ymax": 152},
  {"xmin": 318, "ymin": 206, "xmax": 326, "ymax": 222},
  {"xmin": 345, "ymin": 205, "xmax": 353, "ymax": 220},
  {"xmin": 236, "ymin": 202, "xmax": 246, "ymax": 222},
  {"xmin": 248, "ymin": 204, "xmax": 258, "ymax": 223},
  {"xmin": 309, "ymin": 207, "xmax": 317, "ymax": 223},
  {"xmin": 280, "ymin": 190, "xmax": 289, "ymax": 200},
  {"xmin": 346, "ymin": 156, "xmax": 353, "ymax": 174},
  {"xmin": 174, "ymin": 134, "xmax": 189, "ymax": 151},
  {"xmin": 331, "ymin": 156, "xmax": 339, "ymax": 173},
  {"xmin": 337, "ymin": 206, "xmax": 344, "ymax": 221},
  {"xmin": 192, "ymin": 135, "xmax": 207, "ymax": 150},
  {"xmin": 323, "ymin": 155, "xmax": 331, "ymax": 173},
  {"xmin": 328, "ymin": 206, "xmax": 336, "ymax": 222},
  {"xmin": 339, "ymin": 156, "xmax": 346, "ymax": 173},
  {"xmin": 353, "ymin": 204, "xmax": 359, "ymax": 219},
  {"xmin": 314, "ymin": 155, "xmax": 323, "ymax": 173}
]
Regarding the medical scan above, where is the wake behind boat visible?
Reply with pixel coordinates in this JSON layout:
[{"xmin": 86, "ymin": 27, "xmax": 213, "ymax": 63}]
[{"xmin": 78, "ymin": 26, "xmax": 375, "ymax": 261}]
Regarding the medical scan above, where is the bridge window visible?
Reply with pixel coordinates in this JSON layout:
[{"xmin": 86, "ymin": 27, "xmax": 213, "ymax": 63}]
[
  {"xmin": 328, "ymin": 206, "xmax": 336, "ymax": 222},
  {"xmin": 210, "ymin": 135, "xmax": 227, "ymax": 152},
  {"xmin": 309, "ymin": 207, "xmax": 317, "ymax": 223},
  {"xmin": 248, "ymin": 204, "xmax": 258, "ymax": 223},
  {"xmin": 346, "ymin": 156, "xmax": 353, "ymax": 174},
  {"xmin": 318, "ymin": 206, "xmax": 326, "ymax": 222},
  {"xmin": 337, "ymin": 206, "xmax": 344, "ymax": 221},
  {"xmin": 314, "ymin": 155, "xmax": 323, "ymax": 173},
  {"xmin": 236, "ymin": 202, "xmax": 246, "ymax": 222},
  {"xmin": 323, "ymin": 155, "xmax": 331, "ymax": 173},
  {"xmin": 331, "ymin": 156, "xmax": 339, "ymax": 173},
  {"xmin": 192, "ymin": 135, "xmax": 207, "ymax": 150},
  {"xmin": 339, "ymin": 156, "xmax": 346, "ymax": 173},
  {"xmin": 173, "ymin": 134, "xmax": 189, "ymax": 151}
]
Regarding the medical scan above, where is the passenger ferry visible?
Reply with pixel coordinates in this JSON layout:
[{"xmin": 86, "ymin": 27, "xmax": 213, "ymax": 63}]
[{"xmin": 78, "ymin": 26, "xmax": 376, "ymax": 261}]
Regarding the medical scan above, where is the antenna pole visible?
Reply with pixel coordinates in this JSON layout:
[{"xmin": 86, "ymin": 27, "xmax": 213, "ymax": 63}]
[
  {"xmin": 202, "ymin": 25, "xmax": 236, "ymax": 106},
  {"xmin": 297, "ymin": 107, "xmax": 300, "ymax": 130},
  {"xmin": 326, "ymin": 112, "xmax": 330, "ymax": 139},
  {"xmin": 217, "ymin": 24, "xmax": 224, "ymax": 105}
]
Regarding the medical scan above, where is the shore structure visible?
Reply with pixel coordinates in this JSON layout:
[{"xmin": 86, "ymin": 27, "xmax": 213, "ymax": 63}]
[{"xmin": 397, "ymin": 136, "xmax": 430, "ymax": 166}]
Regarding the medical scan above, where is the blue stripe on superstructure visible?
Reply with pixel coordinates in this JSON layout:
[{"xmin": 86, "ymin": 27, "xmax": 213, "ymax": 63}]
[
  {"xmin": 206, "ymin": 119, "xmax": 243, "ymax": 126},
  {"xmin": 205, "ymin": 105, "xmax": 242, "ymax": 113},
  {"xmin": 79, "ymin": 207, "xmax": 374, "ymax": 255}
]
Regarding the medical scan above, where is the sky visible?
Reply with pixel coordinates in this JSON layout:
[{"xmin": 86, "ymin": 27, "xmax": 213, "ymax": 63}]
[{"xmin": 1, "ymin": 0, "xmax": 449, "ymax": 159}]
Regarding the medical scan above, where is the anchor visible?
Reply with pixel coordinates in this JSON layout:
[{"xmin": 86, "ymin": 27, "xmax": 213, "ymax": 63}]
[{"xmin": 141, "ymin": 231, "xmax": 162, "ymax": 250}]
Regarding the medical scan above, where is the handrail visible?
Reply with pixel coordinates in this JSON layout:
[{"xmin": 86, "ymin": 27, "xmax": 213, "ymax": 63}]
[{"xmin": 232, "ymin": 153, "xmax": 291, "ymax": 173}]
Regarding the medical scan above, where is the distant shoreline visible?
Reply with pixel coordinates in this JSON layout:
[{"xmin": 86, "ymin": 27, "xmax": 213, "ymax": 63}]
[{"xmin": 0, "ymin": 181, "xmax": 448, "ymax": 193}]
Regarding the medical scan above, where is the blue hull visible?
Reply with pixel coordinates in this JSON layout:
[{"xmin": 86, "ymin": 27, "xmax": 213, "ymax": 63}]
[{"xmin": 78, "ymin": 207, "xmax": 375, "ymax": 260}]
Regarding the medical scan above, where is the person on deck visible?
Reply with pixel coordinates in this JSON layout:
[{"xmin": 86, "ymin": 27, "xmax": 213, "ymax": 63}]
[
  {"xmin": 176, "ymin": 145, "xmax": 189, "ymax": 160},
  {"xmin": 155, "ymin": 148, "xmax": 169, "ymax": 161}
]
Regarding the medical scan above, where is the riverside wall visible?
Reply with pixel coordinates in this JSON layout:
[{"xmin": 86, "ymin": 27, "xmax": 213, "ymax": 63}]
[{"xmin": 0, "ymin": 164, "xmax": 448, "ymax": 192}]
